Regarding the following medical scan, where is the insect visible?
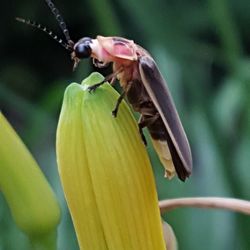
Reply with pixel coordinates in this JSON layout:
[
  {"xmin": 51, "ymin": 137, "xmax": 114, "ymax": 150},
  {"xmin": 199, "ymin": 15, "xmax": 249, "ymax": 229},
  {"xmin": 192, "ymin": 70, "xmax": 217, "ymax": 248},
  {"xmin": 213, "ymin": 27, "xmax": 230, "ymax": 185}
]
[{"xmin": 16, "ymin": 0, "xmax": 192, "ymax": 181}]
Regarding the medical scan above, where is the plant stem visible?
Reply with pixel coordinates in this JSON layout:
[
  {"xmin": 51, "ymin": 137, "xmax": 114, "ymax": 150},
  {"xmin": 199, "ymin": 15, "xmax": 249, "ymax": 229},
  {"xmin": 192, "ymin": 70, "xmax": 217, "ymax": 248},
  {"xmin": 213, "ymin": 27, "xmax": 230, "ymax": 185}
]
[
  {"xmin": 159, "ymin": 197, "xmax": 250, "ymax": 215},
  {"xmin": 29, "ymin": 231, "xmax": 57, "ymax": 250}
]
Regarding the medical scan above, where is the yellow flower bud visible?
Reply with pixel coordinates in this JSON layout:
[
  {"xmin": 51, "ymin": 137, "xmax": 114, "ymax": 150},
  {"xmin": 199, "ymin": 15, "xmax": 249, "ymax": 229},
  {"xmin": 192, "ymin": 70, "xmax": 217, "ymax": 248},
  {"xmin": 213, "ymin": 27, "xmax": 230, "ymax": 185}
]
[
  {"xmin": 0, "ymin": 113, "xmax": 60, "ymax": 249},
  {"xmin": 57, "ymin": 72, "xmax": 166, "ymax": 249}
]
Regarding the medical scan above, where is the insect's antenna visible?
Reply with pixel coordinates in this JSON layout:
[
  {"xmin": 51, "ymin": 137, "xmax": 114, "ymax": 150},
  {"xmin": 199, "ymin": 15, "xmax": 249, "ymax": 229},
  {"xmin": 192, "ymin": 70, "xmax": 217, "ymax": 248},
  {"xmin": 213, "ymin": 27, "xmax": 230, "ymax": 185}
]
[
  {"xmin": 16, "ymin": 17, "xmax": 73, "ymax": 51},
  {"xmin": 44, "ymin": 0, "xmax": 72, "ymax": 44}
]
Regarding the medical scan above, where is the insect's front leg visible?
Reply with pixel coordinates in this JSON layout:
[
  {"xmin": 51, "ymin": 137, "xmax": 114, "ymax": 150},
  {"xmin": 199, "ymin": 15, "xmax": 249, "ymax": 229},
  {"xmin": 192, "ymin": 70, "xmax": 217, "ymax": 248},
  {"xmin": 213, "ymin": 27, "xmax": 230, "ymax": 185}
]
[
  {"xmin": 88, "ymin": 68, "xmax": 123, "ymax": 92},
  {"xmin": 87, "ymin": 74, "xmax": 112, "ymax": 92},
  {"xmin": 138, "ymin": 113, "xmax": 160, "ymax": 145}
]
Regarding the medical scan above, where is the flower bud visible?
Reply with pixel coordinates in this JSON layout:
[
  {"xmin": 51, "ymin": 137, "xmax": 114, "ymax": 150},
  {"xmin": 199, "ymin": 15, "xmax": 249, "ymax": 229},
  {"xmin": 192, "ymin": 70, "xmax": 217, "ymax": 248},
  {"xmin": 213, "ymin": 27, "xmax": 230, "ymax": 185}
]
[
  {"xmin": 56, "ymin": 72, "xmax": 166, "ymax": 249},
  {"xmin": 0, "ymin": 113, "xmax": 60, "ymax": 249}
]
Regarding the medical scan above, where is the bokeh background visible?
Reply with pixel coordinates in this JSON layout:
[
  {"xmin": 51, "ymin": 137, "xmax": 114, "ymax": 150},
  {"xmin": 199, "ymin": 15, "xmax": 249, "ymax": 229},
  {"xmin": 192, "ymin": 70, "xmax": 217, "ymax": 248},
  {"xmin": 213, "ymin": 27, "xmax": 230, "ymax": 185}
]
[{"xmin": 1, "ymin": 0, "xmax": 250, "ymax": 249}]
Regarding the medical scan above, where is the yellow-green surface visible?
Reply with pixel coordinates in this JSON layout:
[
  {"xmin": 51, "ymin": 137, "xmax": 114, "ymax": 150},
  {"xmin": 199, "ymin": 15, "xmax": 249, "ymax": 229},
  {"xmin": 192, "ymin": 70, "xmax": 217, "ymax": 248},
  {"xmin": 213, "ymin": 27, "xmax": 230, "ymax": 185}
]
[{"xmin": 57, "ymin": 73, "xmax": 166, "ymax": 250}]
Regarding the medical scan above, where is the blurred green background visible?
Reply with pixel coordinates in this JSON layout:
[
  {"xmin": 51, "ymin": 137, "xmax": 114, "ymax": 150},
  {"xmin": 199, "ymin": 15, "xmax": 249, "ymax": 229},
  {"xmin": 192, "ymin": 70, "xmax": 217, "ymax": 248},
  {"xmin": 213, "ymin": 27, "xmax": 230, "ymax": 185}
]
[{"xmin": 1, "ymin": 0, "xmax": 250, "ymax": 249}]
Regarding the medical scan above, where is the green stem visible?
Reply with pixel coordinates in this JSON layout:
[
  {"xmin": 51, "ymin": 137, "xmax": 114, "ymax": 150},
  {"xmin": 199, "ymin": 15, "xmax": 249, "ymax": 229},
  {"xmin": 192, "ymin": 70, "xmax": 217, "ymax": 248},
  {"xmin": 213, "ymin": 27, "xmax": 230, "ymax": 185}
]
[{"xmin": 29, "ymin": 231, "xmax": 57, "ymax": 250}]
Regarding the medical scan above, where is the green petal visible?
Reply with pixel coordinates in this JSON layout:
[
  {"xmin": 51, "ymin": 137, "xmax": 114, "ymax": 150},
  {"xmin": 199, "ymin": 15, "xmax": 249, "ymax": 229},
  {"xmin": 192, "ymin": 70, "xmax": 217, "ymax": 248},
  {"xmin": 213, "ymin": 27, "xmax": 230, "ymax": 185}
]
[{"xmin": 57, "ymin": 72, "xmax": 166, "ymax": 250}]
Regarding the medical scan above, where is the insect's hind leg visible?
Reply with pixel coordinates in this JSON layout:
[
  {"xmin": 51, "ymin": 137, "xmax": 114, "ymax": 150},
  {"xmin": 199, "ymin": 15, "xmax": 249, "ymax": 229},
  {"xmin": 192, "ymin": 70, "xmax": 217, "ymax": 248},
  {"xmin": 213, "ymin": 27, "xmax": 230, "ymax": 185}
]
[
  {"xmin": 138, "ymin": 113, "xmax": 160, "ymax": 145},
  {"xmin": 138, "ymin": 115, "xmax": 148, "ymax": 146}
]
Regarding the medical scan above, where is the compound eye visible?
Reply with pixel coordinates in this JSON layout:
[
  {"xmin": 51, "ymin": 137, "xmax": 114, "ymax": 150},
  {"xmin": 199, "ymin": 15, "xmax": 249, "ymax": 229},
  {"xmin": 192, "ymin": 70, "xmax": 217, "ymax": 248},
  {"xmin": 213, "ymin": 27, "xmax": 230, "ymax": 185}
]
[{"xmin": 74, "ymin": 43, "xmax": 92, "ymax": 59}]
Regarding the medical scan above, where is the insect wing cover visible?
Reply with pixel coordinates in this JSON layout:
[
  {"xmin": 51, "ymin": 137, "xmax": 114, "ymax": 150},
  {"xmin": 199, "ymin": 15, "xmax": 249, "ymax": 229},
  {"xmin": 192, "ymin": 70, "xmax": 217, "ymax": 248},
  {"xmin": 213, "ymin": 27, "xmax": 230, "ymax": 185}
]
[
  {"xmin": 97, "ymin": 36, "xmax": 137, "ymax": 60},
  {"xmin": 139, "ymin": 56, "xmax": 192, "ymax": 180}
]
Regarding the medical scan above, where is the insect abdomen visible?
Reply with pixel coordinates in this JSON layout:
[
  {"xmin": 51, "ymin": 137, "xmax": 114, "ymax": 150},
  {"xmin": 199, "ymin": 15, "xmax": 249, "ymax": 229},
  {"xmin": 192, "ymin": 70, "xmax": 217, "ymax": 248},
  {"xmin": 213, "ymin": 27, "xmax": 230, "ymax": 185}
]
[
  {"xmin": 125, "ymin": 79, "xmax": 190, "ymax": 181},
  {"xmin": 149, "ymin": 118, "xmax": 190, "ymax": 180}
]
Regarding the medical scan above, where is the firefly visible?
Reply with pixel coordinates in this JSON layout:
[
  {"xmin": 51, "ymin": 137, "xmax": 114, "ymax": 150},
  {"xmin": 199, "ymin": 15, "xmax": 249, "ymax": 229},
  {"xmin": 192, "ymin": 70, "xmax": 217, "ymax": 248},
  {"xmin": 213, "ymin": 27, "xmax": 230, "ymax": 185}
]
[{"xmin": 16, "ymin": 0, "xmax": 192, "ymax": 181}]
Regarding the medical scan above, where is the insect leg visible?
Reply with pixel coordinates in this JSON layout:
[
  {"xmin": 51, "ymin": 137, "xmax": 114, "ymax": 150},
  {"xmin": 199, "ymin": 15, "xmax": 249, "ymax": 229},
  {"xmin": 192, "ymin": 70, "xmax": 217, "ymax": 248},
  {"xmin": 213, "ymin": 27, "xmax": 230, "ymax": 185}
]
[
  {"xmin": 110, "ymin": 76, "xmax": 117, "ymax": 86},
  {"xmin": 138, "ymin": 116, "xmax": 148, "ymax": 145},
  {"xmin": 88, "ymin": 80, "xmax": 106, "ymax": 92},
  {"xmin": 138, "ymin": 113, "xmax": 160, "ymax": 145},
  {"xmin": 88, "ymin": 68, "xmax": 123, "ymax": 92},
  {"xmin": 112, "ymin": 80, "xmax": 133, "ymax": 117},
  {"xmin": 112, "ymin": 91, "xmax": 126, "ymax": 117}
]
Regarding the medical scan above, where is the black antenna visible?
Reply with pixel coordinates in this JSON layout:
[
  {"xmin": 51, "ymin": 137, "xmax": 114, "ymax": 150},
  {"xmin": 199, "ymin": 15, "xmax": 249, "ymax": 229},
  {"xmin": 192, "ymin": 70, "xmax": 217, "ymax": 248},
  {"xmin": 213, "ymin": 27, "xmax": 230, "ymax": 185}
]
[
  {"xmin": 44, "ymin": 0, "xmax": 72, "ymax": 44},
  {"xmin": 16, "ymin": 17, "xmax": 73, "ymax": 51}
]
